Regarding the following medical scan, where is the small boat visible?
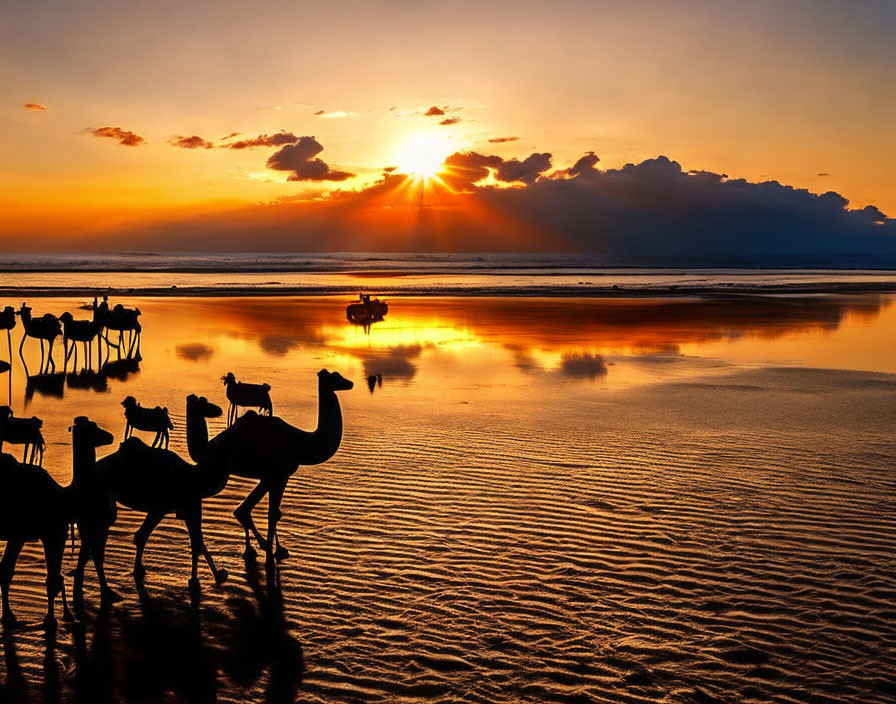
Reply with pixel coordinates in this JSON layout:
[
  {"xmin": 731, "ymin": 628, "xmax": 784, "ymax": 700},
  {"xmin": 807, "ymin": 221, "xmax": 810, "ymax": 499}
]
[{"xmin": 346, "ymin": 294, "xmax": 388, "ymax": 326}]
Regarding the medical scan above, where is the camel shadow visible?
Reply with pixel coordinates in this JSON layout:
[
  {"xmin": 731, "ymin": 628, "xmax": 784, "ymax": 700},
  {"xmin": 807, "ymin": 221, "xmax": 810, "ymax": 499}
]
[
  {"xmin": 66, "ymin": 369, "xmax": 110, "ymax": 393},
  {"xmin": 98, "ymin": 354, "xmax": 141, "ymax": 383},
  {"xmin": 1, "ymin": 566, "xmax": 304, "ymax": 704},
  {"xmin": 24, "ymin": 371, "xmax": 65, "ymax": 406}
]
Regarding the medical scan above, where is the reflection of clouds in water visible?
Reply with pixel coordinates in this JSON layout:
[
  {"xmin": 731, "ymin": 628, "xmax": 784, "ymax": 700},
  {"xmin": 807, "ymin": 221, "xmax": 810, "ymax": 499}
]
[
  {"xmin": 560, "ymin": 353, "xmax": 608, "ymax": 379},
  {"xmin": 360, "ymin": 344, "xmax": 422, "ymax": 381},
  {"xmin": 176, "ymin": 342, "xmax": 215, "ymax": 362},
  {"xmin": 259, "ymin": 335, "xmax": 298, "ymax": 356}
]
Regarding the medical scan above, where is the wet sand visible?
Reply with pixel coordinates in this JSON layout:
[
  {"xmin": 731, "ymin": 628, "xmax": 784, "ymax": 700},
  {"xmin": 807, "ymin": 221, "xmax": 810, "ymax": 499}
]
[{"xmin": 1, "ymin": 295, "xmax": 894, "ymax": 702}]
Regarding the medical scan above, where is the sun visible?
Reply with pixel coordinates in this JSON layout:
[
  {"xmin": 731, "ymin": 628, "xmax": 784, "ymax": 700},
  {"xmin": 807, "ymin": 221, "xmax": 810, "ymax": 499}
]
[{"xmin": 393, "ymin": 132, "xmax": 453, "ymax": 182}]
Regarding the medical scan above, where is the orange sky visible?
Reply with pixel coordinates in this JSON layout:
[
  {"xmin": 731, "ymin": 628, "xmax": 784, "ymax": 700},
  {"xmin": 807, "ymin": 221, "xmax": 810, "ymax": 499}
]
[{"xmin": 1, "ymin": 0, "xmax": 894, "ymax": 250}]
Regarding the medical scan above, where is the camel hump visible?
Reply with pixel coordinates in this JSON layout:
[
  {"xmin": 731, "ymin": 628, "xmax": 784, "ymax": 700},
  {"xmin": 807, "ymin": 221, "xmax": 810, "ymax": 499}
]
[{"xmin": 262, "ymin": 383, "xmax": 271, "ymax": 392}]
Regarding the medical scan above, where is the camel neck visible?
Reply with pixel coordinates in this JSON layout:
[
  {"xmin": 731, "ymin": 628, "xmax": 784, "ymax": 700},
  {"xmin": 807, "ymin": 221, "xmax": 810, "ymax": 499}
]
[
  {"xmin": 186, "ymin": 406, "xmax": 210, "ymax": 464},
  {"xmin": 307, "ymin": 380, "xmax": 343, "ymax": 465},
  {"xmin": 72, "ymin": 437, "xmax": 96, "ymax": 492}
]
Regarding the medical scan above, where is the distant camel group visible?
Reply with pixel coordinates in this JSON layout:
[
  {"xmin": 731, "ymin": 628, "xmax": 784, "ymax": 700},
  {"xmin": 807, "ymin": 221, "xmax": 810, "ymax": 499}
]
[
  {"xmin": 1, "ymin": 297, "xmax": 142, "ymax": 378},
  {"xmin": 0, "ymin": 368, "xmax": 353, "ymax": 627}
]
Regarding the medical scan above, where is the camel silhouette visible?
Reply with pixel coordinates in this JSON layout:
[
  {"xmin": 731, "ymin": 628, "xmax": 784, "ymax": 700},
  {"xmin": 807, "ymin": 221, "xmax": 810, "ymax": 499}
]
[
  {"xmin": 60, "ymin": 311, "xmax": 103, "ymax": 371},
  {"xmin": 73, "ymin": 398, "xmax": 229, "ymax": 609},
  {"xmin": 93, "ymin": 297, "xmax": 142, "ymax": 359},
  {"xmin": 0, "ymin": 359, "xmax": 9, "ymax": 407},
  {"xmin": 0, "ymin": 306, "xmax": 15, "ymax": 366},
  {"xmin": 0, "ymin": 419, "xmax": 113, "ymax": 627},
  {"xmin": 0, "ymin": 406, "xmax": 46, "ymax": 465},
  {"xmin": 17, "ymin": 303, "xmax": 61, "ymax": 373},
  {"xmin": 222, "ymin": 372, "xmax": 273, "ymax": 426},
  {"xmin": 122, "ymin": 395, "xmax": 174, "ymax": 448},
  {"xmin": 187, "ymin": 369, "xmax": 352, "ymax": 562}
]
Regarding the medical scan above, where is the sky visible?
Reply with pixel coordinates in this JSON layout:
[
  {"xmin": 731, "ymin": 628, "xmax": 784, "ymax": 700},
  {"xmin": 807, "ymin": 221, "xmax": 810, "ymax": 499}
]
[{"xmin": 1, "ymin": 0, "xmax": 895, "ymax": 257}]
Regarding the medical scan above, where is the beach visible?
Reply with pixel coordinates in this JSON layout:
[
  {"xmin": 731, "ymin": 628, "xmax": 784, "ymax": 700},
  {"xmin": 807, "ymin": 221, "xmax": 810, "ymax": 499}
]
[{"xmin": 0, "ymin": 292, "xmax": 894, "ymax": 703}]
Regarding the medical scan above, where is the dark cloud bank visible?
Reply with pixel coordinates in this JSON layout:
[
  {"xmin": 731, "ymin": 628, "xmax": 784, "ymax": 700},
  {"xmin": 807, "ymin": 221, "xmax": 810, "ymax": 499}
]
[{"xmin": 121, "ymin": 150, "xmax": 896, "ymax": 265}]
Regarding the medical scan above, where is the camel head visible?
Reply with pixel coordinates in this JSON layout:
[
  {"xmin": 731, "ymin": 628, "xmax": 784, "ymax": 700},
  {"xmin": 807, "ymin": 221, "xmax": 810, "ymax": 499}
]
[
  {"xmin": 222, "ymin": 372, "xmax": 236, "ymax": 386},
  {"xmin": 0, "ymin": 361, "xmax": 10, "ymax": 374},
  {"xmin": 187, "ymin": 394, "xmax": 223, "ymax": 419},
  {"xmin": 69, "ymin": 416, "xmax": 114, "ymax": 449},
  {"xmin": 0, "ymin": 405, "xmax": 12, "ymax": 420},
  {"xmin": 318, "ymin": 368, "xmax": 354, "ymax": 392},
  {"xmin": 121, "ymin": 395, "xmax": 138, "ymax": 410}
]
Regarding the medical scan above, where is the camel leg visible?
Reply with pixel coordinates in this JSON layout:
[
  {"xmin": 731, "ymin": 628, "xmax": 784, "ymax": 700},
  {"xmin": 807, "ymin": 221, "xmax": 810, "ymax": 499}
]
[
  {"xmin": 93, "ymin": 527, "xmax": 123, "ymax": 608},
  {"xmin": 235, "ymin": 481, "xmax": 271, "ymax": 557},
  {"xmin": 266, "ymin": 482, "xmax": 286, "ymax": 563},
  {"xmin": 77, "ymin": 520, "xmax": 122, "ymax": 609},
  {"xmin": 184, "ymin": 509, "xmax": 228, "ymax": 588},
  {"xmin": 0, "ymin": 538, "xmax": 24, "ymax": 625},
  {"xmin": 18, "ymin": 332, "xmax": 27, "ymax": 369},
  {"xmin": 133, "ymin": 511, "xmax": 165, "ymax": 580},
  {"xmin": 41, "ymin": 533, "xmax": 72, "ymax": 627}
]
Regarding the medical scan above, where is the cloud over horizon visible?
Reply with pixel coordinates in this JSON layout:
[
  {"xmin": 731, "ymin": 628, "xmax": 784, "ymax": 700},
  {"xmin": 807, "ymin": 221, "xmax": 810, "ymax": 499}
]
[
  {"xmin": 23, "ymin": 102, "xmax": 47, "ymax": 112},
  {"xmin": 225, "ymin": 131, "xmax": 299, "ymax": 150},
  {"xmin": 169, "ymin": 134, "xmax": 215, "ymax": 149},
  {"xmin": 91, "ymin": 126, "xmax": 145, "ymax": 146},
  {"xmin": 27, "ymin": 144, "xmax": 896, "ymax": 265},
  {"xmin": 265, "ymin": 136, "xmax": 354, "ymax": 181}
]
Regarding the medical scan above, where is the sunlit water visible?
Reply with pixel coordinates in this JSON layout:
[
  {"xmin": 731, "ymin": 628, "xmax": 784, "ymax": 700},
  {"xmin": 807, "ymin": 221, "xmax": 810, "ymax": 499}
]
[{"xmin": 1, "ymin": 294, "xmax": 895, "ymax": 703}]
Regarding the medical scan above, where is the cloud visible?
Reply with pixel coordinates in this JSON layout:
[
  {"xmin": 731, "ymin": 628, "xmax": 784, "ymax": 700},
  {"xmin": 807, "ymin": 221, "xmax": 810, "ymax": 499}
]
[
  {"xmin": 266, "ymin": 136, "xmax": 354, "ymax": 181},
  {"xmin": 439, "ymin": 117, "xmax": 461, "ymax": 126},
  {"xmin": 91, "ymin": 126, "xmax": 145, "ymax": 146},
  {"xmin": 495, "ymin": 152, "xmax": 551, "ymax": 184},
  {"xmin": 559, "ymin": 151, "xmax": 599, "ymax": 178},
  {"xmin": 169, "ymin": 134, "xmax": 215, "ymax": 149},
  {"xmin": 440, "ymin": 151, "xmax": 503, "ymax": 190},
  {"xmin": 440, "ymin": 150, "xmax": 551, "ymax": 189},
  {"xmin": 225, "ymin": 131, "xmax": 299, "ymax": 150},
  {"xmin": 23, "ymin": 102, "xmax": 47, "ymax": 112},
  {"xmin": 76, "ymin": 147, "xmax": 896, "ymax": 265},
  {"xmin": 424, "ymin": 106, "xmax": 445, "ymax": 116},
  {"xmin": 316, "ymin": 110, "xmax": 355, "ymax": 118},
  {"xmin": 488, "ymin": 137, "xmax": 519, "ymax": 143},
  {"xmin": 817, "ymin": 172, "xmax": 829, "ymax": 177}
]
